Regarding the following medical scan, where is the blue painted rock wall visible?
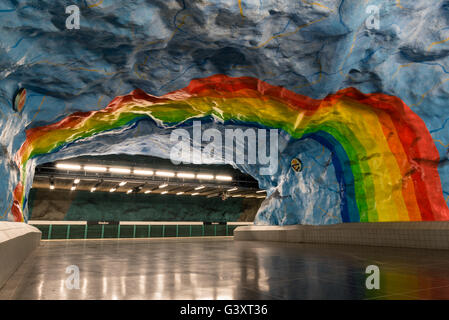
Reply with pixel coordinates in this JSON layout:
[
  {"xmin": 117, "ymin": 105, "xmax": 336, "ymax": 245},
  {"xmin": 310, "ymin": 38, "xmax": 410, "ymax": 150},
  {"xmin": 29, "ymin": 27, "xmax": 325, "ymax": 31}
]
[{"xmin": 1, "ymin": 1, "xmax": 449, "ymax": 225}]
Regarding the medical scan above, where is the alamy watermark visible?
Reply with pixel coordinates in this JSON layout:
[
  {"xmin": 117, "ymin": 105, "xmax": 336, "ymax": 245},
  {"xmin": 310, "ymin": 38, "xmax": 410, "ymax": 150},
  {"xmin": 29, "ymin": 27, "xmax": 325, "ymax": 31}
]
[
  {"xmin": 65, "ymin": 5, "xmax": 80, "ymax": 30},
  {"xmin": 365, "ymin": 265, "xmax": 380, "ymax": 290},
  {"xmin": 365, "ymin": 5, "xmax": 380, "ymax": 30},
  {"xmin": 170, "ymin": 121, "xmax": 279, "ymax": 175},
  {"xmin": 65, "ymin": 265, "xmax": 80, "ymax": 290}
]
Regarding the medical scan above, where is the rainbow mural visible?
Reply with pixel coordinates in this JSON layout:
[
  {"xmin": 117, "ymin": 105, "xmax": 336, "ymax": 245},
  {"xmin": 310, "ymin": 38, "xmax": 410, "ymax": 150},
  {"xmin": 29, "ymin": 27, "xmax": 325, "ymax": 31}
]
[{"xmin": 12, "ymin": 75, "xmax": 449, "ymax": 223}]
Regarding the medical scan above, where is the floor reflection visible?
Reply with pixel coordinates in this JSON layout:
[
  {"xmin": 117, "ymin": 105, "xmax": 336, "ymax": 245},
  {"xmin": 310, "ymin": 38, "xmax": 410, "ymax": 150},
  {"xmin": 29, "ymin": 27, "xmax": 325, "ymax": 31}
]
[{"xmin": 1, "ymin": 238, "xmax": 449, "ymax": 299}]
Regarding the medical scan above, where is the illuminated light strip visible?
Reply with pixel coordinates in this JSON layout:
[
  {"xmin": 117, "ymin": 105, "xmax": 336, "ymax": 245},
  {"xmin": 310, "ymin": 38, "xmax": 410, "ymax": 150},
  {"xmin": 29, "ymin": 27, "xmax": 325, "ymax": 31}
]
[
  {"xmin": 144, "ymin": 190, "xmax": 151, "ymax": 194},
  {"xmin": 109, "ymin": 167, "xmax": 131, "ymax": 174},
  {"xmin": 256, "ymin": 190, "xmax": 265, "ymax": 193},
  {"xmin": 197, "ymin": 174, "xmax": 214, "ymax": 180},
  {"xmin": 191, "ymin": 192, "xmax": 199, "ymax": 196},
  {"xmin": 161, "ymin": 191, "xmax": 168, "ymax": 195},
  {"xmin": 84, "ymin": 166, "xmax": 107, "ymax": 172},
  {"xmin": 119, "ymin": 181, "xmax": 127, "ymax": 186},
  {"xmin": 159, "ymin": 183, "xmax": 168, "ymax": 189},
  {"xmin": 156, "ymin": 171, "xmax": 175, "ymax": 177},
  {"xmin": 74, "ymin": 179, "xmax": 80, "ymax": 184},
  {"xmin": 177, "ymin": 172, "xmax": 195, "ymax": 179},
  {"xmin": 134, "ymin": 169, "xmax": 154, "ymax": 176},
  {"xmin": 90, "ymin": 187, "xmax": 96, "ymax": 192},
  {"xmin": 215, "ymin": 175, "xmax": 232, "ymax": 181},
  {"xmin": 176, "ymin": 192, "xmax": 184, "ymax": 195},
  {"xmin": 56, "ymin": 163, "xmax": 81, "ymax": 170},
  {"xmin": 109, "ymin": 188, "xmax": 116, "ymax": 192},
  {"xmin": 126, "ymin": 189, "xmax": 133, "ymax": 194},
  {"xmin": 194, "ymin": 185, "xmax": 205, "ymax": 190},
  {"xmin": 228, "ymin": 187, "xmax": 238, "ymax": 192}
]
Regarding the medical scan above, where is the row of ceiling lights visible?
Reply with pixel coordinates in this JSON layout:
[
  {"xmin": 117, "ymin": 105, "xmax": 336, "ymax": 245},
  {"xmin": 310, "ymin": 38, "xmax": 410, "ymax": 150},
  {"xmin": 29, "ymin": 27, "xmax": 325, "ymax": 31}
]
[
  {"xmin": 50, "ymin": 178, "xmax": 266, "ymax": 198},
  {"xmin": 55, "ymin": 163, "xmax": 232, "ymax": 181}
]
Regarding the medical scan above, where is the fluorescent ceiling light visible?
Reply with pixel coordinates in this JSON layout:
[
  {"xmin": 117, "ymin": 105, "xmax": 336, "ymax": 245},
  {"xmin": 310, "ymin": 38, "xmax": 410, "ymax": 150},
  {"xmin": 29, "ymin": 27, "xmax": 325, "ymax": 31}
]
[
  {"xmin": 50, "ymin": 185, "xmax": 55, "ymax": 190},
  {"xmin": 144, "ymin": 190, "xmax": 152, "ymax": 194},
  {"xmin": 176, "ymin": 192, "xmax": 184, "ymax": 195},
  {"xmin": 256, "ymin": 190, "xmax": 265, "ymax": 193},
  {"xmin": 56, "ymin": 163, "xmax": 81, "ymax": 170},
  {"xmin": 134, "ymin": 169, "xmax": 154, "ymax": 176},
  {"xmin": 191, "ymin": 192, "xmax": 199, "ymax": 196},
  {"xmin": 70, "ymin": 186, "xmax": 76, "ymax": 191},
  {"xmin": 196, "ymin": 174, "xmax": 214, "ymax": 180},
  {"xmin": 156, "ymin": 171, "xmax": 175, "ymax": 177},
  {"xmin": 90, "ymin": 187, "xmax": 96, "ymax": 192},
  {"xmin": 216, "ymin": 175, "xmax": 232, "ymax": 181},
  {"xmin": 119, "ymin": 181, "xmax": 127, "ymax": 187},
  {"xmin": 126, "ymin": 189, "xmax": 133, "ymax": 194},
  {"xmin": 109, "ymin": 188, "xmax": 116, "ymax": 192},
  {"xmin": 245, "ymin": 195, "xmax": 256, "ymax": 198},
  {"xmin": 232, "ymin": 194, "xmax": 242, "ymax": 198},
  {"xmin": 194, "ymin": 185, "xmax": 205, "ymax": 190},
  {"xmin": 84, "ymin": 165, "xmax": 107, "ymax": 172},
  {"xmin": 161, "ymin": 191, "xmax": 168, "ymax": 195},
  {"xmin": 159, "ymin": 183, "xmax": 168, "ymax": 189},
  {"xmin": 257, "ymin": 196, "xmax": 265, "ymax": 199},
  {"xmin": 109, "ymin": 167, "xmax": 131, "ymax": 174},
  {"xmin": 227, "ymin": 187, "xmax": 238, "ymax": 192},
  {"xmin": 74, "ymin": 179, "xmax": 80, "ymax": 184},
  {"xmin": 177, "ymin": 172, "xmax": 195, "ymax": 179}
]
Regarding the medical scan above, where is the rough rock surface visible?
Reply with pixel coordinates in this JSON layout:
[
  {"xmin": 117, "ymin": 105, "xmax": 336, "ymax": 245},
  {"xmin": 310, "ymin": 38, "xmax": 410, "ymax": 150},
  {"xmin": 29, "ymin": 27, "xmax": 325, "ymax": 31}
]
[{"xmin": 1, "ymin": 0, "xmax": 449, "ymax": 224}]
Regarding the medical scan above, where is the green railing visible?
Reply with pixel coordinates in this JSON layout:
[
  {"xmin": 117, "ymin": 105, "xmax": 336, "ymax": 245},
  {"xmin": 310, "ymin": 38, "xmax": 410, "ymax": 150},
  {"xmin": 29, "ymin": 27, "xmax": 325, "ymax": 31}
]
[{"xmin": 29, "ymin": 221, "xmax": 252, "ymax": 240}]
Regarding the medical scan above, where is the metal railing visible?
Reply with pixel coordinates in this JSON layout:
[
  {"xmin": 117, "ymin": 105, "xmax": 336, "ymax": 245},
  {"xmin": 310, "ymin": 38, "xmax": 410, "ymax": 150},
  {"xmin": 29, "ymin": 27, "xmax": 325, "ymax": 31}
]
[{"xmin": 29, "ymin": 221, "xmax": 253, "ymax": 240}]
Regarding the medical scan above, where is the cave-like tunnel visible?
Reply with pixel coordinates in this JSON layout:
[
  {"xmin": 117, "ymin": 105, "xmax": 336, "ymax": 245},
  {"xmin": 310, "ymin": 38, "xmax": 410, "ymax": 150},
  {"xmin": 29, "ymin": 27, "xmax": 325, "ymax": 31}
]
[{"xmin": 1, "ymin": 0, "xmax": 449, "ymax": 304}]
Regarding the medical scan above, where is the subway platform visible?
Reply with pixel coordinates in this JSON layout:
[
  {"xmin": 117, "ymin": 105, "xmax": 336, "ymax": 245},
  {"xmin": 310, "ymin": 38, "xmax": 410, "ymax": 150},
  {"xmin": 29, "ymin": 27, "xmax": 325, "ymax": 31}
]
[{"xmin": 1, "ymin": 238, "xmax": 449, "ymax": 300}]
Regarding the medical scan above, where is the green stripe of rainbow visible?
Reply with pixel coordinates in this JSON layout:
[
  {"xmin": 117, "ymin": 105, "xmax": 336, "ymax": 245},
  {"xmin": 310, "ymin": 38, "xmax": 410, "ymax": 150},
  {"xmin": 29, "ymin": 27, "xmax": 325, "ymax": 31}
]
[{"xmin": 11, "ymin": 75, "xmax": 449, "ymax": 223}]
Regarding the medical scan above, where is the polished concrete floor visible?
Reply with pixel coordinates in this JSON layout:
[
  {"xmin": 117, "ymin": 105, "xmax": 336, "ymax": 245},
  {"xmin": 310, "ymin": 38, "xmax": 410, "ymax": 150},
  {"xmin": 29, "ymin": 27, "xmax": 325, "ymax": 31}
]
[{"xmin": 1, "ymin": 237, "xmax": 449, "ymax": 300}]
